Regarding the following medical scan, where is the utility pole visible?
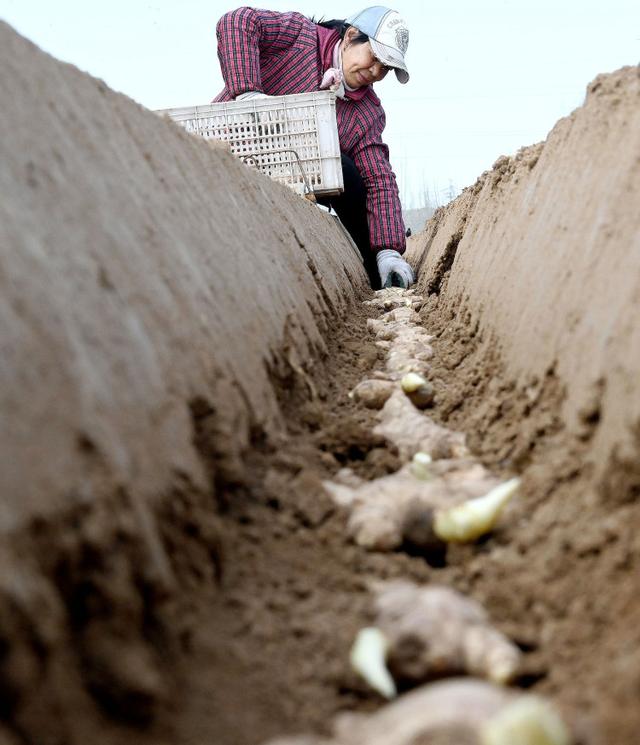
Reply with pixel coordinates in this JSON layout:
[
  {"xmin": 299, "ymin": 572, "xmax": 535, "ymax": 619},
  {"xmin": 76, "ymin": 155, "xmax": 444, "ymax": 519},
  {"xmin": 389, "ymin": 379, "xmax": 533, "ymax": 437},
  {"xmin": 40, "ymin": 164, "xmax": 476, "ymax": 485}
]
[{"xmin": 439, "ymin": 180, "xmax": 457, "ymax": 205}]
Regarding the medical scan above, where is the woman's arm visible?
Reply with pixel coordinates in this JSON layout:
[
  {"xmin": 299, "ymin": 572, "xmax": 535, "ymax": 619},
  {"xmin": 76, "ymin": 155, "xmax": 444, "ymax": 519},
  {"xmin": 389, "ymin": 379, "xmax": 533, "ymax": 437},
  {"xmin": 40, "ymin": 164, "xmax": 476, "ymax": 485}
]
[
  {"xmin": 350, "ymin": 106, "xmax": 407, "ymax": 255},
  {"xmin": 215, "ymin": 7, "xmax": 311, "ymax": 98}
]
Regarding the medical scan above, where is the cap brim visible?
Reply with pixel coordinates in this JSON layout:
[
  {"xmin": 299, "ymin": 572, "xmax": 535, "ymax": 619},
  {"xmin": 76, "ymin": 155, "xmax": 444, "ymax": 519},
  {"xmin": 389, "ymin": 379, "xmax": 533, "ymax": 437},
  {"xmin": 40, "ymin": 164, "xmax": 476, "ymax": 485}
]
[{"xmin": 369, "ymin": 38, "xmax": 409, "ymax": 84}]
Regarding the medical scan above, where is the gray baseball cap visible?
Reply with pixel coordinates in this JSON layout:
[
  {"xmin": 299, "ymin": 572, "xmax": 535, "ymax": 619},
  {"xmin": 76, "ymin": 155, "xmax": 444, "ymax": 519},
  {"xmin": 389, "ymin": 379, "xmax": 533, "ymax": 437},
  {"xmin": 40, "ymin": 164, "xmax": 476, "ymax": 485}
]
[{"xmin": 346, "ymin": 6, "xmax": 410, "ymax": 83}]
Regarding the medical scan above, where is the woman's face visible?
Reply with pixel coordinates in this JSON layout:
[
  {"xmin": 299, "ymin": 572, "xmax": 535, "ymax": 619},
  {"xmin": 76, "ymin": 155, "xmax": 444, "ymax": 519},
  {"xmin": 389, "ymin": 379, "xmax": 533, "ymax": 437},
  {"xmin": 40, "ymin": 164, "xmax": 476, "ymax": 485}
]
[{"xmin": 341, "ymin": 26, "xmax": 391, "ymax": 89}]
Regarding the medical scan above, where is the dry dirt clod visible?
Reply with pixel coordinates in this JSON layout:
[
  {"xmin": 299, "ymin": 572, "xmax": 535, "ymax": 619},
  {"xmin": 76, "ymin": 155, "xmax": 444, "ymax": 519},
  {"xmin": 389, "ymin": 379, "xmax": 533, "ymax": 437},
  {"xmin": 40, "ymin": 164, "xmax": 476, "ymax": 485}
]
[{"xmin": 81, "ymin": 629, "xmax": 167, "ymax": 725}]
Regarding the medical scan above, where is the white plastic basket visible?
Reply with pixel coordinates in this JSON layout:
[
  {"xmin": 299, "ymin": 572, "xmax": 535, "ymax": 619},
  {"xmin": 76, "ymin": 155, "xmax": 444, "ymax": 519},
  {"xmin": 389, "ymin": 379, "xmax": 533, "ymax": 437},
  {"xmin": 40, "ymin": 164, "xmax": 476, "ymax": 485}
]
[{"xmin": 157, "ymin": 91, "xmax": 343, "ymax": 198}]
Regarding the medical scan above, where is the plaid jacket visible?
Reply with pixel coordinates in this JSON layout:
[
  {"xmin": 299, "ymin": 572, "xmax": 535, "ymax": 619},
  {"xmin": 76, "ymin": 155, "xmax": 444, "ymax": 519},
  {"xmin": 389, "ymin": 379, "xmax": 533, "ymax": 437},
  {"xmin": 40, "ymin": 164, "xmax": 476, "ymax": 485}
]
[{"xmin": 213, "ymin": 7, "xmax": 406, "ymax": 255}]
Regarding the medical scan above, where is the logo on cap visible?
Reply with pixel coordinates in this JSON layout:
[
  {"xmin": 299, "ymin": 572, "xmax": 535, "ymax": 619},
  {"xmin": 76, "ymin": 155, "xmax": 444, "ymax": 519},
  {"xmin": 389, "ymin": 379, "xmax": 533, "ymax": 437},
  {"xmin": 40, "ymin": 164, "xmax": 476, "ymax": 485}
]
[{"xmin": 395, "ymin": 26, "xmax": 409, "ymax": 54}]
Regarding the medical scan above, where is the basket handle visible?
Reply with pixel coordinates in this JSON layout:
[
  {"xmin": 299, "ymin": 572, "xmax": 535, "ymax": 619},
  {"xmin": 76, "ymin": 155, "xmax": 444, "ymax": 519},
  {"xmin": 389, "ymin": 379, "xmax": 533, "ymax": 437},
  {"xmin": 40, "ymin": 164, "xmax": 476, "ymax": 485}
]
[{"xmin": 240, "ymin": 148, "xmax": 316, "ymax": 200}]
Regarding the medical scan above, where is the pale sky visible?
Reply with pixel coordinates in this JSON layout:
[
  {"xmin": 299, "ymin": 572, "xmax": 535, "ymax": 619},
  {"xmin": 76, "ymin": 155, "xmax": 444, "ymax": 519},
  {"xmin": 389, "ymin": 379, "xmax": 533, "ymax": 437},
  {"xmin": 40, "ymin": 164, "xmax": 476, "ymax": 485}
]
[{"xmin": 1, "ymin": 1, "xmax": 639, "ymax": 207}]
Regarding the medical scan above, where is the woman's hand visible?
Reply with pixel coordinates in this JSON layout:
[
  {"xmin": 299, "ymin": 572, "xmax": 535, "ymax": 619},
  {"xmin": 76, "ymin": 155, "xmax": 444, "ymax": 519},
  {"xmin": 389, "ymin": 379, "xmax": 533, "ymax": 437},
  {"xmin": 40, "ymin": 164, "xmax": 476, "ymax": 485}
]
[
  {"xmin": 376, "ymin": 249, "xmax": 414, "ymax": 288},
  {"xmin": 235, "ymin": 91, "xmax": 270, "ymax": 100}
]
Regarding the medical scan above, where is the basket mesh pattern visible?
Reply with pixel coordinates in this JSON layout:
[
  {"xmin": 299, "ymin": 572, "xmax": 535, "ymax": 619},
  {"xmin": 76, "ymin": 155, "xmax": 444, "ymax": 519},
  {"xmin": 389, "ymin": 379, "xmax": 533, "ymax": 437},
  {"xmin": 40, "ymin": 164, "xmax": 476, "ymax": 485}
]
[{"xmin": 158, "ymin": 93, "xmax": 343, "ymax": 197}]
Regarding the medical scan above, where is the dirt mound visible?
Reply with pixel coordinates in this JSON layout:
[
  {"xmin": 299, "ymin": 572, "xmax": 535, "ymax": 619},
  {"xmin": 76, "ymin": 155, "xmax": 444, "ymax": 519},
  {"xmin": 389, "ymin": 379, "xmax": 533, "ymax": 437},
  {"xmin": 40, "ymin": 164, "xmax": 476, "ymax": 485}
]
[
  {"xmin": 0, "ymin": 21, "xmax": 368, "ymax": 744},
  {"xmin": 0, "ymin": 22, "xmax": 368, "ymax": 526},
  {"xmin": 406, "ymin": 65, "xmax": 640, "ymax": 744},
  {"xmin": 408, "ymin": 65, "xmax": 640, "ymax": 484}
]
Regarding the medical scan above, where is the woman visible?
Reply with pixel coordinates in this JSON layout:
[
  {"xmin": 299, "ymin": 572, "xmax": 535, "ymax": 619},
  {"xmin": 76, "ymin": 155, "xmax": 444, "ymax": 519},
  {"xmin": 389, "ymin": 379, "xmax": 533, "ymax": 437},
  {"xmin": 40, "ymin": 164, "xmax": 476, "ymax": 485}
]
[{"xmin": 213, "ymin": 6, "xmax": 414, "ymax": 290}]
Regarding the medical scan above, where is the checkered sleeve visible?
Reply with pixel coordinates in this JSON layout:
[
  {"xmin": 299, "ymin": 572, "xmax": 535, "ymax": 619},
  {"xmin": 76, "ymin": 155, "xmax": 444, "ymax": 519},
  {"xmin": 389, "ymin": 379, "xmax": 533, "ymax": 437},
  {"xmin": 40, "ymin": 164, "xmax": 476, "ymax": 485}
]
[
  {"xmin": 350, "ymin": 106, "xmax": 407, "ymax": 255},
  {"xmin": 215, "ymin": 7, "xmax": 309, "ymax": 99}
]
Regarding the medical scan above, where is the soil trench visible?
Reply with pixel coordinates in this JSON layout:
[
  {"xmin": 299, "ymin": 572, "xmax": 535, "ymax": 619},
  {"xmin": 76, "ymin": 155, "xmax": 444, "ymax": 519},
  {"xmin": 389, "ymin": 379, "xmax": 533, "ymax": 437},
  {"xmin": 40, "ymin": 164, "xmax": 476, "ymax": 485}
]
[
  {"xmin": 164, "ymin": 284, "xmax": 640, "ymax": 745},
  {"xmin": 6, "ymin": 276, "xmax": 635, "ymax": 745}
]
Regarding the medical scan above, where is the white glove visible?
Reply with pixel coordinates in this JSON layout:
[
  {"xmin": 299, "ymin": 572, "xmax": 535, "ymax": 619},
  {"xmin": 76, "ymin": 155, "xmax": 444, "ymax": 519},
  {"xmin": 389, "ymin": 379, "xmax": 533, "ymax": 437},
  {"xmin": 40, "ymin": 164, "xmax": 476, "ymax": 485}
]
[
  {"xmin": 235, "ymin": 90, "xmax": 269, "ymax": 101},
  {"xmin": 376, "ymin": 249, "xmax": 414, "ymax": 289}
]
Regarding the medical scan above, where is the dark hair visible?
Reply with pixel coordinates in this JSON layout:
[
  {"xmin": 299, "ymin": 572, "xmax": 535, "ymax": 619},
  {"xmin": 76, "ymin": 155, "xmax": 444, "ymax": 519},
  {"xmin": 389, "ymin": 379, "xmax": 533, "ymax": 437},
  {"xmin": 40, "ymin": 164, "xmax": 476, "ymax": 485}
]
[{"xmin": 312, "ymin": 17, "xmax": 369, "ymax": 43}]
